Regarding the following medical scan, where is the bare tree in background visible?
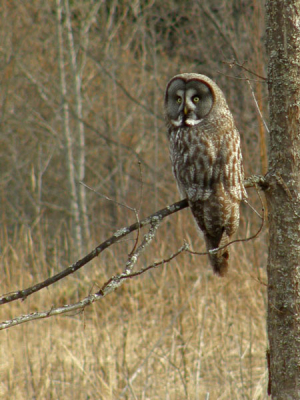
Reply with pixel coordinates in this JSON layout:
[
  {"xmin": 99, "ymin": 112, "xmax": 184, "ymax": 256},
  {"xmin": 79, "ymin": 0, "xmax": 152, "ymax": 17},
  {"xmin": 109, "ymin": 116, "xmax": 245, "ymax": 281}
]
[
  {"xmin": 56, "ymin": 0, "xmax": 83, "ymax": 250},
  {"xmin": 55, "ymin": 0, "xmax": 103, "ymax": 250},
  {"xmin": 265, "ymin": 0, "xmax": 300, "ymax": 398}
]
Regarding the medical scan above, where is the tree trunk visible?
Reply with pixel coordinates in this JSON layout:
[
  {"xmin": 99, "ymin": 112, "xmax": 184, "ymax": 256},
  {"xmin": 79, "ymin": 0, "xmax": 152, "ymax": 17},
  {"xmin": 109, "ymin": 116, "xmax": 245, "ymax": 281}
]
[
  {"xmin": 64, "ymin": 0, "xmax": 91, "ymax": 246},
  {"xmin": 56, "ymin": 0, "xmax": 83, "ymax": 252},
  {"xmin": 265, "ymin": 1, "xmax": 300, "ymax": 398}
]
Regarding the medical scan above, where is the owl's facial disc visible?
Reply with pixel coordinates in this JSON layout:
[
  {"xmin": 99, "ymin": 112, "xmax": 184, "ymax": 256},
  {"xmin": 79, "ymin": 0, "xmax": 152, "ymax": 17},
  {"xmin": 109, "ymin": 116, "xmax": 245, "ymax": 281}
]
[
  {"xmin": 170, "ymin": 88, "xmax": 203, "ymax": 127},
  {"xmin": 167, "ymin": 80, "xmax": 213, "ymax": 127},
  {"xmin": 169, "ymin": 89, "xmax": 184, "ymax": 126},
  {"xmin": 182, "ymin": 88, "xmax": 202, "ymax": 126}
]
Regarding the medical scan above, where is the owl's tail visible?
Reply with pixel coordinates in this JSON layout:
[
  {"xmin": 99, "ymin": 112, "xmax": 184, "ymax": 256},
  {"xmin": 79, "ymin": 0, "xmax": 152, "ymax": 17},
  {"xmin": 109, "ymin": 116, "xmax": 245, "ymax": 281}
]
[{"xmin": 205, "ymin": 231, "xmax": 230, "ymax": 276}]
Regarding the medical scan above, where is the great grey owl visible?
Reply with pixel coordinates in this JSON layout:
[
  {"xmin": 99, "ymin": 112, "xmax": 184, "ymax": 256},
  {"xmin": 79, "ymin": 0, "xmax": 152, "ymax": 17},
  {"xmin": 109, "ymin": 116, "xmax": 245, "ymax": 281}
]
[{"xmin": 164, "ymin": 73, "xmax": 247, "ymax": 276}]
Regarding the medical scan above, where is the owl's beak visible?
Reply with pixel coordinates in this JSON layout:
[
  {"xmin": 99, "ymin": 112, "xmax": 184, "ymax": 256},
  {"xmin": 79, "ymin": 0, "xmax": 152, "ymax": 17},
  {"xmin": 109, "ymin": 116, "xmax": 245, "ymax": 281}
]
[{"xmin": 184, "ymin": 106, "xmax": 188, "ymax": 115}]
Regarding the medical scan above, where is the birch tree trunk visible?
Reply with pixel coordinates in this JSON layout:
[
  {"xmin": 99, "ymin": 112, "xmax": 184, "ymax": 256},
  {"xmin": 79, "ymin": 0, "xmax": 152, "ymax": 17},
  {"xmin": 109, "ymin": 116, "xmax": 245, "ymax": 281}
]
[
  {"xmin": 55, "ymin": 0, "xmax": 103, "ymax": 250},
  {"xmin": 265, "ymin": 1, "xmax": 300, "ymax": 398},
  {"xmin": 64, "ymin": 0, "xmax": 90, "ymax": 245},
  {"xmin": 56, "ymin": 0, "xmax": 83, "ymax": 251}
]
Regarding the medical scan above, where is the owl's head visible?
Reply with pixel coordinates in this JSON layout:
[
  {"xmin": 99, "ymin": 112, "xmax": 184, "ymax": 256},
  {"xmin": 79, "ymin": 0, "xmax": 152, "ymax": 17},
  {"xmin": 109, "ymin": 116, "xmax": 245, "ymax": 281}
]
[{"xmin": 165, "ymin": 73, "xmax": 217, "ymax": 128}]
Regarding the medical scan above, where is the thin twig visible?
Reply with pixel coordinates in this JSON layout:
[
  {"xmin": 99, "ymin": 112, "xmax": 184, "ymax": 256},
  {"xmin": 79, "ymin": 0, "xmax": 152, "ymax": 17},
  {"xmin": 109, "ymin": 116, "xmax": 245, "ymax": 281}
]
[
  {"xmin": 85, "ymin": 50, "xmax": 163, "ymax": 121},
  {"xmin": 0, "ymin": 242, "xmax": 187, "ymax": 331},
  {"xmin": 222, "ymin": 59, "xmax": 267, "ymax": 81},
  {"xmin": 216, "ymin": 70, "xmax": 265, "ymax": 83},
  {"xmin": 99, "ymin": 218, "xmax": 162, "ymax": 296},
  {"xmin": 246, "ymin": 79, "xmax": 270, "ymax": 133},
  {"xmin": 0, "ymin": 218, "xmax": 163, "ymax": 330},
  {"xmin": 187, "ymin": 183, "xmax": 265, "ymax": 256},
  {"xmin": 128, "ymin": 160, "xmax": 143, "ymax": 256},
  {"xmin": 121, "ymin": 242, "xmax": 189, "ymax": 280},
  {"xmin": 221, "ymin": 59, "xmax": 269, "ymax": 134},
  {"xmin": 0, "ymin": 175, "xmax": 266, "ymax": 306},
  {"xmin": 79, "ymin": 181, "xmax": 136, "ymax": 211},
  {"xmin": 0, "ymin": 199, "xmax": 188, "ymax": 306}
]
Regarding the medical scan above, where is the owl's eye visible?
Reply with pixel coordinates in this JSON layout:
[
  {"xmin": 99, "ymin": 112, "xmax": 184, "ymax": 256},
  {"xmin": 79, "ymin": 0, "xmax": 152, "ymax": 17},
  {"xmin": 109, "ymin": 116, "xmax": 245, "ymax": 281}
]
[
  {"xmin": 193, "ymin": 96, "xmax": 200, "ymax": 103},
  {"xmin": 176, "ymin": 97, "xmax": 182, "ymax": 104}
]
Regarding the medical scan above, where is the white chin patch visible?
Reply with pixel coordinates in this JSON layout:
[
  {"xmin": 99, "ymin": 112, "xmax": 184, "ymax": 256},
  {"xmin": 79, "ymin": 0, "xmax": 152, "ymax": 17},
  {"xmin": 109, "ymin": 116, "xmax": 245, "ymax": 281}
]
[
  {"xmin": 171, "ymin": 118, "xmax": 183, "ymax": 127},
  {"xmin": 185, "ymin": 118, "xmax": 202, "ymax": 126}
]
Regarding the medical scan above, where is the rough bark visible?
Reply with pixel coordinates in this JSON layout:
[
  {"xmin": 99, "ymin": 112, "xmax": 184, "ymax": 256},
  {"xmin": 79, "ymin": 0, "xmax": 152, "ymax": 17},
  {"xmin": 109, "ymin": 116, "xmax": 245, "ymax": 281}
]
[{"xmin": 265, "ymin": 1, "xmax": 300, "ymax": 398}]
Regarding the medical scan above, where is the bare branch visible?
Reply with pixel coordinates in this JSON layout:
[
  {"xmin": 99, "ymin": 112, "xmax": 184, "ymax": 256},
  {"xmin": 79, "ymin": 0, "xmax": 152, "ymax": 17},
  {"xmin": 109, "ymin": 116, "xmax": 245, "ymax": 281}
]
[
  {"xmin": 85, "ymin": 50, "xmax": 164, "ymax": 121},
  {"xmin": 0, "ymin": 295, "xmax": 100, "ymax": 330},
  {"xmin": 223, "ymin": 59, "xmax": 267, "ymax": 81},
  {"xmin": 115, "ymin": 242, "xmax": 189, "ymax": 281},
  {"xmin": 0, "ymin": 174, "xmax": 266, "ymax": 307},
  {"xmin": 0, "ymin": 218, "xmax": 164, "ymax": 330},
  {"xmin": 197, "ymin": 3, "xmax": 239, "ymax": 61},
  {"xmin": 244, "ymin": 174, "xmax": 269, "ymax": 190},
  {"xmin": 79, "ymin": 181, "xmax": 137, "ymax": 212},
  {"xmin": 0, "ymin": 173, "xmax": 268, "ymax": 330},
  {"xmin": 0, "ymin": 199, "xmax": 188, "ymax": 306}
]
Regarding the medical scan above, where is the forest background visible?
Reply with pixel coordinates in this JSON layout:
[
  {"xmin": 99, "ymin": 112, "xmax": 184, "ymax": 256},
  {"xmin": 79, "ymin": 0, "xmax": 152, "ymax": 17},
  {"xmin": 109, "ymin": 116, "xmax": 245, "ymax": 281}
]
[{"xmin": 0, "ymin": 1, "xmax": 268, "ymax": 399}]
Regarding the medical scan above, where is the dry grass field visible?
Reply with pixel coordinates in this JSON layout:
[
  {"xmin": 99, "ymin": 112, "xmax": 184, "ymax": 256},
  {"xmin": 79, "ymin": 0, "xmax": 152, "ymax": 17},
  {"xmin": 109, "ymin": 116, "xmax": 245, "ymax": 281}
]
[{"xmin": 0, "ymin": 206, "xmax": 268, "ymax": 400}]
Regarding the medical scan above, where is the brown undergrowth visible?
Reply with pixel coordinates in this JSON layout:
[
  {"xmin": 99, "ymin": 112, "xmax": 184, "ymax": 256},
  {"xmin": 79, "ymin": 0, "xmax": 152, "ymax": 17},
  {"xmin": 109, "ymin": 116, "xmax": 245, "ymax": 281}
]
[{"xmin": 0, "ymin": 210, "xmax": 268, "ymax": 399}]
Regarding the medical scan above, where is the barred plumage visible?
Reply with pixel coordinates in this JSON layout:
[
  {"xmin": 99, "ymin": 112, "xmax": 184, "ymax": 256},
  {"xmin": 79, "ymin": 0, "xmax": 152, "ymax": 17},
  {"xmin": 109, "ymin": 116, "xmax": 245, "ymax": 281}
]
[{"xmin": 165, "ymin": 73, "xmax": 247, "ymax": 275}]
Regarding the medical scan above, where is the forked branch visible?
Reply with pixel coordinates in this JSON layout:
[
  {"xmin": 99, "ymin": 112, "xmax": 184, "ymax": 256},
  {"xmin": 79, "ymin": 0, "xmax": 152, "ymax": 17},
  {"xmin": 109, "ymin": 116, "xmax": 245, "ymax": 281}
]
[
  {"xmin": 0, "ymin": 199, "xmax": 188, "ymax": 306},
  {"xmin": 0, "ymin": 175, "xmax": 267, "ymax": 330}
]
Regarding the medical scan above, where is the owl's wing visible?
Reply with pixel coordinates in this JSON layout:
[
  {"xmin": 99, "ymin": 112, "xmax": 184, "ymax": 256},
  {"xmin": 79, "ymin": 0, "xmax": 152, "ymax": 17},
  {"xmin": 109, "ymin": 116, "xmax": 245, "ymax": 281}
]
[
  {"xmin": 185, "ymin": 184, "xmax": 212, "ymax": 202},
  {"xmin": 221, "ymin": 129, "xmax": 247, "ymax": 201}
]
